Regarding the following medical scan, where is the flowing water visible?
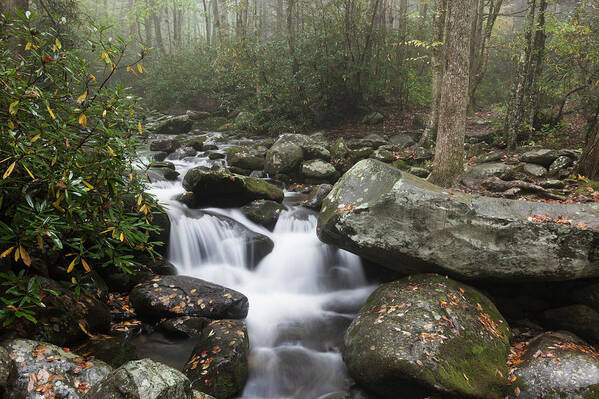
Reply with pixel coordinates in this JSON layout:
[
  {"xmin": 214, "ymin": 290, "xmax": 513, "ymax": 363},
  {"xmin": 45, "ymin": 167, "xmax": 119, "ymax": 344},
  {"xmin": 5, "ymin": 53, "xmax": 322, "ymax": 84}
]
[{"xmin": 145, "ymin": 134, "xmax": 376, "ymax": 398}]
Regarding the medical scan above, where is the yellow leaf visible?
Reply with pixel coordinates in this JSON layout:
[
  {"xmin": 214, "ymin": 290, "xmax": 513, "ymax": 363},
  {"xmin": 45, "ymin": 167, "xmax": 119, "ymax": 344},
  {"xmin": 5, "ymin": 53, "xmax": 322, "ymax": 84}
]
[
  {"xmin": 3, "ymin": 161, "xmax": 16, "ymax": 179},
  {"xmin": 9, "ymin": 101, "xmax": 18, "ymax": 115},
  {"xmin": 100, "ymin": 227, "xmax": 115, "ymax": 234},
  {"xmin": 126, "ymin": 66, "xmax": 131, "ymax": 72},
  {"xmin": 78, "ymin": 113, "xmax": 87, "ymax": 128},
  {"xmin": 82, "ymin": 180, "xmax": 94, "ymax": 190},
  {"xmin": 23, "ymin": 164, "xmax": 35, "ymax": 180},
  {"xmin": 81, "ymin": 258, "xmax": 91, "ymax": 272},
  {"xmin": 71, "ymin": 277, "xmax": 77, "ymax": 284},
  {"xmin": 0, "ymin": 246, "xmax": 14, "ymax": 259},
  {"xmin": 90, "ymin": 73, "xmax": 96, "ymax": 82},
  {"xmin": 137, "ymin": 63, "xmax": 143, "ymax": 73},
  {"xmin": 107, "ymin": 146, "xmax": 115, "ymax": 156},
  {"xmin": 30, "ymin": 134, "xmax": 41, "ymax": 142},
  {"xmin": 119, "ymin": 232, "xmax": 124, "ymax": 241},
  {"xmin": 37, "ymin": 235, "xmax": 44, "ymax": 251},
  {"xmin": 137, "ymin": 194, "xmax": 143, "ymax": 206},
  {"xmin": 55, "ymin": 38, "xmax": 62, "ymax": 49},
  {"xmin": 19, "ymin": 246, "xmax": 31, "ymax": 266},
  {"xmin": 14, "ymin": 246, "xmax": 20, "ymax": 262},
  {"xmin": 67, "ymin": 257, "xmax": 77, "ymax": 273},
  {"xmin": 7, "ymin": 120, "xmax": 15, "ymax": 130},
  {"xmin": 47, "ymin": 105, "xmax": 55, "ymax": 119},
  {"xmin": 78, "ymin": 321, "xmax": 92, "ymax": 336},
  {"xmin": 76, "ymin": 91, "xmax": 87, "ymax": 104},
  {"xmin": 138, "ymin": 122, "xmax": 143, "ymax": 135},
  {"xmin": 51, "ymin": 154, "xmax": 57, "ymax": 166},
  {"xmin": 102, "ymin": 110, "xmax": 107, "ymax": 117},
  {"xmin": 25, "ymin": 42, "xmax": 32, "ymax": 50}
]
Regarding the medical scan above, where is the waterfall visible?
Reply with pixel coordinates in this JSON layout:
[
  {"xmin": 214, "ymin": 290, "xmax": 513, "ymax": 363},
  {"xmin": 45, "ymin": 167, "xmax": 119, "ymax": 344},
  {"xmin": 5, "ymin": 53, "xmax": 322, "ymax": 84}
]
[{"xmin": 146, "ymin": 136, "xmax": 375, "ymax": 398}]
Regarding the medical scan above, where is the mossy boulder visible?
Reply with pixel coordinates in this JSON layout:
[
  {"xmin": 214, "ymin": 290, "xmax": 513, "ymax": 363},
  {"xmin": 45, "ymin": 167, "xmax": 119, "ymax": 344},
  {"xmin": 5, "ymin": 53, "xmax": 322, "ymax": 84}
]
[
  {"xmin": 301, "ymin": 159, "xmax": 339, "ymax": 183},
  {"xmin": 148, "ymin": 115, "xmax": 193, "ymax": 135},
  {"xmin": 158, "ymin": 316, "xmax": 212, "ymax": 338},
  {"xmin": 265, "ymin": 134, "xmax": 307, "ymax": 176},
  {"xmin": 182, "ymin": 165, "xmax": 283, "ymax": 207},
  {"xmin": 372, "ymin": 149, "xmax": 394, "ymax": 163},
  {"xmin": 86, "ymin": 358, "xmax": 194, "ymax": 399},
  {"xmin": 185, "ymin": 319, "xmax": 249, "ymax": 399},
  {"xmin": 343, "ymin": 274, "xmax": 510, "ymax": 399},
  {"xmin": 241, "ymin": 199, "xmax": 286, "ymax": 230},
  {"xmin": 226, "ymin": 146, "xmax": 265, "ymax": 170},
  {"xmin": 150, "ymin": 138, "xmax": 181, "ymax": 154},
  {"xmin": 348, "ymin": 147, "xmax": 374, "ymax": 163},
  {"xmin": 186, "ymin": 136, "xmax": 208, "ymax": 151},
  {"xmin": 506, "ymin": 332, "xmax": 599, "ymax": 399}
]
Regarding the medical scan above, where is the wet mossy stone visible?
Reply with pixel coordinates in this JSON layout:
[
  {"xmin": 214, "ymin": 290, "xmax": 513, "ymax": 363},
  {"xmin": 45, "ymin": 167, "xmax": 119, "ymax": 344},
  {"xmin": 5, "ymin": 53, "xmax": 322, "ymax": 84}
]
[
  {"xmin": 317, "ymin": 159, "xmax": 599, "ymax": 281},
  {"xmin": 506, "ymin": 332, "xmax": 599, "ymax": 399},
  {"xmin": 86, "ymin": 358, "xmax": 194, "ymax": 399},
  {"xmin": 185, "ymin": 319, "xmax": 249, "ymax": 399},
  {"xmin": 148, "ymin": 114, "xmax": 193, "ymax": 135},
  {"xmin": 158, "ymin": 316, "xmax": 212, "ymax": 338},
  {"xmin": 304, "ymin": 184, "xmax": 333, "ymax": 211},
  {"xmin": 129, "ymin": 275, "xmax": 249, "ymax": 321},
  {"xmin": 2, "ymin": 338, "xmax": 113, "ymax": 399},
  {"xmin": 301, "ymin": 159, "xmax": 339, "ymax": 184},
  {"xmin": 226, "ymin": 146, "xmax": 265, "ymax": 170},
  {"xmin": 265, "ymin": 134, "xmax": 307, "ymax": 176},
  {"xmin": 183, "ymin": 165, "xmax": 284, "ymax": 207},
  {"xmin": 150, "ymin": 138, "xmax": 181, "ymax": 154},
  {"xmin": 241, "ymin": 199, "xmax": 286, "ymax": 230},
  {"xmin": 186, "ymin": 136, "xmax": 208, "ymax": 151},
  {"xmin": 343, "ymin": 274, "xmax": 510, "ymax": 399}
]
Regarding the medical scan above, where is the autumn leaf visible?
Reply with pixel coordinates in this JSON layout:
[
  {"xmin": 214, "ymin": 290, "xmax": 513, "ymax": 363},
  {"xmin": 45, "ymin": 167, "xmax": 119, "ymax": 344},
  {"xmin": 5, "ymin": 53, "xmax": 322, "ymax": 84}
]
[
  {"xmin": 76, "ymin": 91, "xmax": 87, "ymax": 104},
  {"xmin": 9, "ymin": 100, "xmax": 19, "ymax": 115},
  {"xmin": 47, "ymin": 105, "xmax": 56, "ymax": 119},
  {"xmin": 20, "ymin": 245, "xmax": 31, "ymax": 266},
  {"xmin": 81, "ymin": 258, "xmax": 91, "ymax": 272},
  {"xmin": 3, "ymin": 161, "xmax": 16, "ymax": 179},
  {"xmin": 0, "ymin": 246, "xmax": 15, "ymax": 258},
  {"xmin": 78, "ymin": 113, "xmax": 87, "ymax": 128},
  {"xmin": 67, "ymin": 257, "xmax": 77, "ymax": 273}
]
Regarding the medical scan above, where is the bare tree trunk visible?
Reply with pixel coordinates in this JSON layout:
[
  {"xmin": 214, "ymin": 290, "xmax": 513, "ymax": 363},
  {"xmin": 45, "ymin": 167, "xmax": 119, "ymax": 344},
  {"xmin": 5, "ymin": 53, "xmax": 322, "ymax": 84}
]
[
  {"xmin": 213, "ymin": 0, "xmax": 222, "ymax": 43},
  {"xmin": 428, "ymin": 0, "xmax": 475, "ymax": 187},
  {"xmin": 152, "ymin": 3, "xmax": 165, "ymax": 52},
  {"xmin": 579, "ymin": 103, "xmax": 599, "ymax": 180},
  {"xmin": 397, "ymin": 0, "xmax": 408, "ymax": 105},
  {"xmin": 526, "ymin": 0, "xmax": 547, "ymax": 129},
  {"xmin": 202, "ymin": 0, "xmax": 211, "ymax": 45},
  {"xmin": 144, "ymin": 0, "xmax": 153, "ymax": 47},
  {"xmin": 503, "ymin": 0, "xmax": 536, "ymax": 150},
  {"xmin": 419, "ymin": 0, "xmax": 446, "ymax": 147},
  {"xmin": 287, "ymin": 0, "xmax": 299, "ymax": 76}
]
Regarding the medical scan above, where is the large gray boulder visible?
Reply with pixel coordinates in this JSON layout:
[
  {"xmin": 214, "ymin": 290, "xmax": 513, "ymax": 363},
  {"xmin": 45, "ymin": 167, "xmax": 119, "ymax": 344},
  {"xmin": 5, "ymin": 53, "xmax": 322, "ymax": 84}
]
[
  {"xmin": 301, "ymin": 159, "xmax": 338, "ymax": 183},
  {"xmin": 185, "ymin": 320, "xmax": 249, "ymax": 399},
  {"xmin": 226, "ymin": 146, "xmax": 265, "ymax": 171},
  {"xmin": 265, "ymin": 134, "xmax": 330, "ymax": 177},
  {"xmin": 2, "ymin": 339, "xmax": 112, "ymax": 399},
  {"xmin": 130, "ymin": 275, "xmax": 249, "ymax": 320},
  {"xmin": 183, "ymin": 165, "xmax": 284, "ymax": 207},
  {"xmin": 343, "ymin": 274, "xmax": 510, "ymax": 399},
  {"xmin": 506, "ymin": 332, "xmax": 599, "ymax": 398},
  {"xmin": 148, "ymin": 115, "xmax": 193, "ymax": 135},
  {"xmin": 86, "ymin": 359, "xmax": 193, "ymax": 399},
  {"xmin": 464, "ymin": 162, "xmax": 514, "ymax": 180},
  {"xmin": 317, "ymin": 159, "xmax": 599, "ymax": 281}
]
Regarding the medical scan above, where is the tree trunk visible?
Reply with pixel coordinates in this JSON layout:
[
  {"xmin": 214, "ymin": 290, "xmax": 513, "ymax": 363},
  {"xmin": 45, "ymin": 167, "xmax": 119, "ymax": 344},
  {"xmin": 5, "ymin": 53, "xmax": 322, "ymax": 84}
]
[
  {"xmin": 428, "ymin": 0, "xmax": 475, "ymax": 187},
  {"xmin": 213, "ymin": 0, "xmax": 222, "ymax": 43},
  {"xmin": 579, "ymin": 103, "xmax": 599, "ymax": 180},
  {"xmin": 503, "ymin": 0, "xmax": 536, "ymax": 150},
  {"xmin": 419, "ymin": 0, "xmax": 447, "ymax": 147},
  {"xmin": 202, "ymin": 0, "xmax": 211, "ymax": 45},
  {"xmin": 526, "ymin": 0, "xmax": 547, "ymax": 129},
  {"xmin": 397, "ymin": 0, "xmax": 409, "ymax": 105},
  {"xmin": 152, "ymin": 3, "xmax": 165, "ymax": 52},
  {"xmin": 287, "ymin": 0, "xmax": 299, "ymax": 76}
]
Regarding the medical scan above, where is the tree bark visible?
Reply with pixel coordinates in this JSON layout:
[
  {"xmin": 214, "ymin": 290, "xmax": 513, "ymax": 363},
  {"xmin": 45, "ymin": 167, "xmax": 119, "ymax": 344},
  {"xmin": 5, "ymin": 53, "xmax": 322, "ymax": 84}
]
[
  {"xmin": 419, "ymin": 0, "xmax": 447, "ymax": 147},
  {"xmin": 526, "ymin": 0, "xmax": 547, "ymax": 129},
  {"xmin": 152, "ymin": 3, "xmax": 165, "ymax": 52},
  {"xmin": 428, "ymin": 0, "xmax": 475, "ymax": 187},
  {"xmin": 579, "ymin": 103, "xmax": 599, "ymax": 180},
  {"xmin": 202, "ymin": 0, "xmax": 211, "ymax": 45},
  {"xmin": 503, "ymin": 0, "xmax": 536, "ymax": 150}
]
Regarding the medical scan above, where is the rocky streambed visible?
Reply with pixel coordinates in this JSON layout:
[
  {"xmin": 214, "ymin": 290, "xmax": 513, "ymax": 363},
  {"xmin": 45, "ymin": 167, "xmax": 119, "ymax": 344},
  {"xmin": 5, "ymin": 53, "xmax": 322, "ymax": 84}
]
[{"xmin": 2, "ymin": 114, "xmax": 599, "ymax": 399}]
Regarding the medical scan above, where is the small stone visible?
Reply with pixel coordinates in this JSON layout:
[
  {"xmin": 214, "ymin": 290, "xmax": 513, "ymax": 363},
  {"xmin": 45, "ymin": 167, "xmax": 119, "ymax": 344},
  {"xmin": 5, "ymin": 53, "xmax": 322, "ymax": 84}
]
[
  {"xmin": 408, "ymin": 167, "xmax": 429, "ymax": 178},
  {"xmin": 522, "ymin": 163, "xmax": 547, "ymax": 178}
]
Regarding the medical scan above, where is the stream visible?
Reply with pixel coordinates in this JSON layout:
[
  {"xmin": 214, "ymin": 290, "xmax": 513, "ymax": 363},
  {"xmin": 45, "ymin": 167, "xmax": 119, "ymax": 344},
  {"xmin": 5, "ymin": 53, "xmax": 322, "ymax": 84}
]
[{"xmin": 144, "ymin": 133, "xmax": 376, "ymax": 398}]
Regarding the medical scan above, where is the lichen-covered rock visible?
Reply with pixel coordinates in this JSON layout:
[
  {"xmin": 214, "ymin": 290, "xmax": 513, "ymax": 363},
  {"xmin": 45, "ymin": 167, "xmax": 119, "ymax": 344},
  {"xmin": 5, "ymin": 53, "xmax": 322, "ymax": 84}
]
[
  {"xmin": 2, "ymin": 339, "xmax": 112, "ymax": 399},
  {"xmin": 265, "ymin": 134, "xmax": 308, "ymax": 176},
  {"xmin": 343, "ymin": 274, "xmax": 510, "ymax": 399},
  {"xmin": 348, "ymin": 147, "xmax": 374, "ymax": 163},
  {"xmin": 331, "ymin": 138, "xmax": 350, "ymax": 160},
  {"xmin": 522, "ymin": 163, "xmax": 547, "ymax": 178},
  {"xmin": 317, "ymin": 159, "xmax": 599, "ymax": 281},
  {"xmin": 389, "ymin": 134, "xmax": 414, "ymax": 149},
  {"xmin": 26, "ymin": 278, "xmax": 110, "ymax": 347},
  {"xmin": 0, "ymin": 346, "xmax": 13, "ymax": 394},
  {"xmin": 185, "ymin": 320, "xmax": 249, "ymax": 399},
  {"xmin": 543, "ymin": 305, "xmax": 599, "ymax": 344},
  {"xmin": 158, "ymin": 316, "xmax": 211, "ymax": 338},
  {"xmin": 473, "ymin": 151, "xmax": 503, "ymax": 164},
  {"xmin": 506, "ymin": 332, "xmax": 599, "ymax": 399},
  {"xmin": 304, "ymin": 184, "xmax": 333, "ymax": 210},
  {"xmin": 301, "ymin": 159, "xmax": 339, "ymax": 183},
  {"xmin": 226, "ymin": 146, "xmax": 265, "ymax": 171},
  {"xmin": 465, "ymin": 162, "xmax": 514, "ymax": 180},
  {"xmin": 193, "ymin": 391, "xmax": 216, "ymax": 399},
  {"xmin": 520, "ymin": 149, "xmax": 561, "ymax": 166},
  {"xmin": 182, "ymin": 165, "xmax": 284, "ymax": 207},
  {"xmin": 150, "ymin": 138, "xmax": 181, "ymax": 154},
  {"xmin": 86, "ymin": 359, "xmax": 193, "ymax": 399},
  {"xmin": 372, "ymin": 149, "xmax": 394, "ymax": 163},
  {"xmin": 241, "ymin": 199, "xmax": 286, "ymax": 230},
  {"xmin": 148, "ymin": 115, "xmax": 193, "ymax": 135},
  {"xmin": 130, "ymin": 275, "xmax": 249, "ymax": 320},
  {"xmin": 548, "ymin": 155, "xmax": 573, "ymax": 177}
]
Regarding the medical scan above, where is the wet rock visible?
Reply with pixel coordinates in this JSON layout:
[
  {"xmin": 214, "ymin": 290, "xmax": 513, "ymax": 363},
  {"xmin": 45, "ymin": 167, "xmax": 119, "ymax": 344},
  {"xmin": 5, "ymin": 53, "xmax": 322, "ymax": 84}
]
[
  {"xmin": 86, "ymin": 358, "xmax": 193, "ymax": 399},
  {"xmin": 473, "ymin": 151, "xmax": 503, "ymax": 164},
  {"xmin": 186, "ymin": 137, "xmax": 208, "ymax": 151},
  {"xmin": 186, "ymin": 110, "xmax": 211, "ymax": 121},
  {"xmin": 26, "ymin": 278, "xmax": 110, "ymax": 347},
  {"xmin": 150, "ymin": 138, "xmax": 181, "ymax": 154},
  {"xmin": 389, "ymin": 134, "xmax": 414, "ymax": 149},
  {"xmin": 0, "ymin": 346, "xmax": 13, "ymax": 394},
  {"xmin": 343, "ymin": 274, "xmax": 510, "ymax": 399},
  {"xmin": 408, "ymin": 167, "xmax": 429, "ymax": 178},
  {"xmin": 371, "ymin": 149, "xmax": 394, "ymax": 163},
  {"xmin": 361, "ymin": 112, "xmax": 385, "ymax": 125},
  {"xmin": 331, "ymin": 138, "xmax": 350, "ymax": 160},
  {"xmin": 265, "ymin": 134, "xmax": 308, "ymax": 176},
  {"xmin": 303, "ymin": 143, "xmax": 331, "ymax": 161},
  {"xmin": 208, "ymin": 152, "xmax": 225, "ymax": 160},
  {"xmin": 506, "ymin": 332, "xmax": 599, "ymax": 399},
  {"xmin": 226, "ymin": 146, "xmax": 265, "ymax": 170},
  {"xmin": 2, "ymin": 338, "xmax": 112, "ymax": 399},
  {"xmin": 241, "ymin": 199, "xmax": 286, "ymax": 230},
  {"xmin": 317, "ymin": 159, "xmax": 599, "ymax": 281},
  {"xmin": 543, "ymin": 305, "xmax": 599, "ymax": 344},
  {"xmin": 548, "ymin": 155, "xmax": 573, "ymax": 177},
  {"xmin": 348, "ymin": 147, "xmax": 374, "ymax": 163},
  {"xmin": 301, "ymin": 159, "xmax": 339, "ymax": 184},
  {"xmin": 148, "ymin": 115, "xmax": 193, "ymax": 135},
  {"xmin": 185, "ymin": 320, "xmax": 249, "ymax": 399},
  {"xmin": 170, "ymin": 146, "xmax": 197, "ymax": 160},
  {"xmin": 520, "ymin": 149, "xmax": 561, "ymax": 167},
  {"xmin": 522, "ymin": 163, "xmax": 547, "ymax": 178},
  {"xmin": 304, "ymin": 184, "xmax": 333, "ymax": 210},
  {"xmin": 465, "ymin": 162, "xmax": 514, "ymax": 180},
  {"xmin": 148, "ymin": 166, "xmax": 180, "ymax": 182},
  {"xmin": 182, "ymin": 165, "xmax": 284, "ymax": 207},
  {"xmin": 158, "ymin": 316, "xmax": 211, "ymax": 338},
  {"xmin": 539, "ymin": 179, "xmax": 565, "ymax": 189},
  {"xmin": 75, "ymin": 336, "xmax": 139, "ymax": 368},
  {"xmin": 130, "ymin": 275, "xmax": 249, "ymax": 320},
  {"xmin": 150, "ymin": 207, "xmax": 171, "ymax": 257},
  {"xmin": 153, "ymin": 151, "xmax": 169, "ymax": 162}
]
